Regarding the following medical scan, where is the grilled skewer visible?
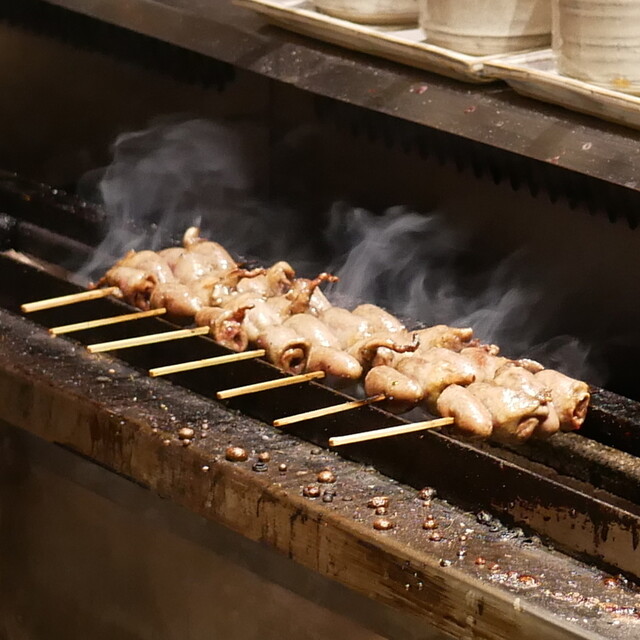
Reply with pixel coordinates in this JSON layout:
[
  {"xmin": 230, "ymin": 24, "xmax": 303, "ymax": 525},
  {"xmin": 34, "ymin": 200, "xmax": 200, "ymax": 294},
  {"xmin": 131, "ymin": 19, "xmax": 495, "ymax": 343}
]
[
  {"xmin": 21, "ymin": 286, "xmax": 122, "ymax": 313},
  {"xmin": 66, "ymin": 226, "xmax": 590, "ymax": 444},
  {"xmin": 329, "ymin": 417, "xmax": 454, "ymax": 447}
]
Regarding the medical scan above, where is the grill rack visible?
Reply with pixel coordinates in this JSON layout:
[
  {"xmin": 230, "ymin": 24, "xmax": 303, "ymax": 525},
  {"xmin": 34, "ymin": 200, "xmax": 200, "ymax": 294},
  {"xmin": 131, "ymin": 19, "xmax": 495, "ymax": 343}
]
[{"xmin": 2, "ymin": 173, "xmax": 640, "ymax": 584}]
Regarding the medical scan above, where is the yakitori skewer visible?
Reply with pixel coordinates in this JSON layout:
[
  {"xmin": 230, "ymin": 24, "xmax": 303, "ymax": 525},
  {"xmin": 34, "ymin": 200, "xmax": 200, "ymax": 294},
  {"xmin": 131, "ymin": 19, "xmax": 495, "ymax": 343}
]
[
  {"xmin": 21, "ymin": 286, "xmax": 121, "ymax": 313},
  {"xmin": 328, "ymin": 417, "xmax": 454, "ymax": 447},
  {"xmin": 149, "ymin": 349, "xmax": 266, "ymax": 377},
  {"xmin": 49, "ymin": 307, "xmax": 166, "ymax": 336},
  {"xmin": 87, "ymin": 326, "xmax": 210, "ymax": 354},
  {"xmin": 273, "ymin": 394, "xmax": 386, "ymax": 428},
  {"xmin": 217, "ymin": 371, "xmax": 325, "ymax": 400}
]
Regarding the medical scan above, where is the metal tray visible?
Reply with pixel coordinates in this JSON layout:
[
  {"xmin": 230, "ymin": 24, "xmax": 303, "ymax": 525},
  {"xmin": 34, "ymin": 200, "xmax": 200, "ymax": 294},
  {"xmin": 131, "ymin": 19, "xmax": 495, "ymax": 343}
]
[
  {"xmin": 240, "ymin": 0, "xmax": 640, "ymax": 131},
  {"xmin": 485, "ymin": 49, "xmax": 640, "ymax": 132},
  {"xmin": 236, "ymin": 0, "xmax": 502, "ymax": 82}
]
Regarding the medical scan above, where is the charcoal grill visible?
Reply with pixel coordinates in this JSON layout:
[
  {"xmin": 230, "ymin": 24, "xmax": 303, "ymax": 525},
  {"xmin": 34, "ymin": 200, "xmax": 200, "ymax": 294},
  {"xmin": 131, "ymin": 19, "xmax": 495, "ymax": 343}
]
[
  {"xmin": 2, "ymin": 171, "xmax": 640, "ymax": 639},
  {"xmin": 3, "ymin": 1, "xmax": 640, "ymax": 639}
]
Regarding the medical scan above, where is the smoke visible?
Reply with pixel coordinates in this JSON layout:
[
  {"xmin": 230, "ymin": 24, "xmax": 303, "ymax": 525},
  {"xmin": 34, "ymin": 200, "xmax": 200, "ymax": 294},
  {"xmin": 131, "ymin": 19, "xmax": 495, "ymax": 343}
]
[
  {"xmin": 78, "ymin": 118, "xmax": 327, "ymax": 278},
  {"xmin": 79, "ymin": 118, "xmax": 601, "ymax": 382},
  {"xmin": 321, "ymin": 205, "xmax": 600, "ymax": 381}
]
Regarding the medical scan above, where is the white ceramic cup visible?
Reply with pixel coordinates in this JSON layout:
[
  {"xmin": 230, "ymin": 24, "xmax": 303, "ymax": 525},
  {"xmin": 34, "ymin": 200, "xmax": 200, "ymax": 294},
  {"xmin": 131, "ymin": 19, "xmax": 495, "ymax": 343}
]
[
  {"xmin": 553, "ymin": 0, "xmax": 640, "ymax": 93},
  {"xmin": 419, "ymin": 0, "xmax": 552, "ymax": 55},
  {"xmin": 313, "ymin": 0, "xmax": 419, "ymax": 25}
]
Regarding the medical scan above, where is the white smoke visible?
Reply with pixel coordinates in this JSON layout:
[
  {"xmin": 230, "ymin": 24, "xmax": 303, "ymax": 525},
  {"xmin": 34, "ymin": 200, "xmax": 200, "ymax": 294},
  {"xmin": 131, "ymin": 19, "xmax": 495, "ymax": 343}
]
[
  {"xmin": 79, "ymin": 118, "xmax": 601, "ymax": 382},
  {"xmin": 321, "ymin": 205, "xmax": 600, "ymax": 381}
]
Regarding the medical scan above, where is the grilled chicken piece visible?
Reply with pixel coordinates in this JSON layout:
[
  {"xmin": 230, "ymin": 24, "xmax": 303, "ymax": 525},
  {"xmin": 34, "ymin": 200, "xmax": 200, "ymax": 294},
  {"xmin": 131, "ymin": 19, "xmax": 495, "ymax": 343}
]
[
  {"xmin": 98, "ymin": 266, "xmax": 155, "ymax": 309},
  {"xmin": 182, "ymin": 226, "xmax": 236, "ymax": 271},
  {"xmin": 534, "ymin": 370, "xmax": 590, "ymax": 431},
  {"xmin": 348, "ymin": 334, "xmax": 419, "ymax": 369},
  {"xmin": 308, "ymin": 288, "xmax": 332, "ymax": 316},
  {"xmin": 306, "ymin": 346, "xmax": 363, "ymax": 380},
  {"xmin": 158, "ymin": 247, "xmax": 185, "ymax": 270},
  {"xmin": 396, "ymin": 355, "xmax": 476, "ymax": 412},
  {"xmin": 436, "ymin": 384, "xmax": 493, "ymax": 440},
  {"xmin": 186, "ymin": 273, "xmax": 220, "ymax": 308},
  {"xmin": 236, "ymin": 274, "xmax": 268, "ymax": 296},
  {"xmin": 417, "ymin": 347, "xmax": 480, "ymax": 381},
  {"xmin": 257, "ymin": 326, "xmax": 310, "ymax": 374},
  {"xmin": 242, "ymin": 299, "xmax": 282, "ymax": 343},
  {"xmin": 283, "ymin": 314, "xmax": 341, "ymax": 349},
  {"xmin": 352, "ymin": 304, "xmax": 405, "ymax": 334},
  {"xmin": 516, "ymin": 358, "xmax": 545, "ymax": 374},
  {"xmin": 222, "ymin": 291, "xmax": 265, "ymax": 312},
  {"xmin": 208, "ymin": 267, "xmax": 266, "ymax": 303},
  {"xmin": 374, "ymin": 325, "xmax": 475, "ymax": 367},
  {"xmin": 493, "ymin": 364, "xmax": 550, "ymax": 403},
  {"xmin": 531, "ymin": 404, "xmax": 561, "ymax": 440},
  {"xmin": 188, "ymin": 241, "xmax": 236, "ymax": 270},
  {"xmin": 286, "ymin": 273, "xmax": 338, "ymax": 315},
  {"xmin": 459, "ymin": 347, "xmax": 510, "ymax": 382},
  {"xmin": 320, "ymin": 307, "xmax": 372, "ymax": 349},
  {"xmin": 182, "ymin": 226, "xmax": 203, "ymax": 247},
  {"xmin": 195, "ymin": 306, "xmax": 251, "ymax": 352},
  {"xmin": 172, "ymin": 252, "xmax": 218, "ymax": 283},
  {"xmin": 116, "ymin": 250, "xmax": 175, "ymax": 284},
  {"xmin": 493, "ymin": 364, "xmax": 560, "ymax": 439},
  {"xmin": 466, "ymin": 382, "xmax": 549, "ymax": 445},
  {"xmin": 149, "ymin": 282, "xmax": 205, "ymax": 317},
  {"xmin": 364, "ymin": 366, "xmax": 423, "ymax": 413},
  {"xmin": 266, "ymin": 261, "xmax": 296, "ymax": 296},
  {"xmin": 415, "ymin": 325, "xmax": 474, "ymax": 352},
  {"xmin": 266, "ymin": 295, "xmax": 295, "ymax": 323},
  {"xmin": 235, "ymin": 261, "xmax": 296, "ymax": 297}
]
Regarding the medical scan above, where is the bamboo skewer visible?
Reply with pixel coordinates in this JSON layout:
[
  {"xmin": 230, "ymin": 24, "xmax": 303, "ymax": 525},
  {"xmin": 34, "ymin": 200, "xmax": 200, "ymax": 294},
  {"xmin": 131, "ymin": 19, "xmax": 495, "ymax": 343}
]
[
  {"xmin": 87, "ymin": 326, "xmax": 210, "ymax": 353},
  {"xmin": 273, "ymin": 394, "xmax": 386, "ymax": 428},
  {"xmin": 217, "ymin": 371, "xmax": 325, "ymax": 400},
  {"xmin": 328, "ymin": 417, "xmax": 454, "ymax": 447},
  {"xmin": 49, "ymin": 308, "xmax": 166, "ymax": 335},
  {"xmin": 149, "ymin": 349, "xmax": 267, "ymax": 377},
  {"xmin": 21, "ymin": 286, "xmax": 121, "ymax": 313}
]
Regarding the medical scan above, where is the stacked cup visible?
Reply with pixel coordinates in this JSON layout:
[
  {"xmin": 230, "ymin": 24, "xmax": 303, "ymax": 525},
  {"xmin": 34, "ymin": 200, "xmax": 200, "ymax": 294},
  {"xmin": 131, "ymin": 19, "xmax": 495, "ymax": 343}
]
[
  {"xmin": 311, "ymin": 0, "xmax": 640, "ymax": 96},
  {"xmin": 552, "ymin": 0, "xmax": 640, "ymax": 93},
  {"xmin": 313, "ymin": 0, "xmax": 419, "ymax": 24},
  {"xmin": 418, "ymin": 0, "xmax": 552, "ymax": 55}
]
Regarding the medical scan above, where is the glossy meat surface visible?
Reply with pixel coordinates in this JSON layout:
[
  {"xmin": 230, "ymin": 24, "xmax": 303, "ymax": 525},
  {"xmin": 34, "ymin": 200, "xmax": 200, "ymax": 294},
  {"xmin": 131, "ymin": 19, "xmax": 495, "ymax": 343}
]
[
  {"xmin": 413, "ymin": 325, "xmax": 474, "ymax": 352},
  {"xmin": 364, "ymin": 366, "xmax": 422, "ymax": 413},
  {"xmin": 284, "ymin": 314, "xmax": 341, "ymax": 349},
  {"xmin": 352, "ymin": 304, "xmax": 405, "ymax": 334},
  {"xmin": 256, "ymin": 326, "xmax": 310, "ymax": 374},
  {"xmin": 467, "ymin": 382, "xmax": 549, "ymax": 445},
  {"xmin": 97, "ymin": 227, "xmax": 591, "ymax": 444},
  {"xmin": 321, "ymin": 307, "xmax": 372, "ymax": 349},
  {"xmin": 348, "ymin": 334, "xmax": 418, "ymax": 368},
  {"xmin": 535, "ymin": 369, "xmax": 590, "ymax": 431},
  {"xmin": 195, "ymin": 306, "xmax": 250, "ymax": 352},
  {"xmin": 436, "ymin": 384, "xmax": 493, "ymax": 440},
  {"xmin": 459, "ymin": 347, "xmax": 510, "ymax": 382},
  {"xmin": 149, "ymin": 282, "xmax": 205, "ymax": 317},
  {"xmin": 396, "ymin": 355, "xmax": 476, "ymax": 411},
  {"xmin": 306, "ymin": 346, "xmax": 362, "ymax": 380}
]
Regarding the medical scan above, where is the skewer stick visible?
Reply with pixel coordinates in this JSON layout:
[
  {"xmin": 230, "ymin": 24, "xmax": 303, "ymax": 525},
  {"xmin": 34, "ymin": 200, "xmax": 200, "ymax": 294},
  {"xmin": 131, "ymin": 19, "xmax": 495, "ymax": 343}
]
[
  {"xmin": 49, "ymin": 308, "xmax": 167, "ymax": 335},
  {"xmin": 217, "ymin": 371, "xmax": 325, "ymax": 400},
  {"xmin": 273, "ymin": 394, "xmax": 386, "ymax": 428},
  {"xmin": 149, "ymin": 349, "xmax": 267, "ymax": 377},
  {"xmin": 328, "ymin": 417, "xmax": 454, "ymax": 447},
  {"xmin": 21, "ymin": 286, "xmax": 120, "ymax": 313},
  {"xmin": 87, "ymin": 326, "xmax": 210, "ymax": 353}
]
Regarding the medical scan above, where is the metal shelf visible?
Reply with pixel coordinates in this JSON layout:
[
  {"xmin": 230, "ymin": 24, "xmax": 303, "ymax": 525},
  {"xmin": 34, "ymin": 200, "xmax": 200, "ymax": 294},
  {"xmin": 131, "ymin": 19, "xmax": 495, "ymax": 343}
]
[{"xmin": 35, "ymin": 0, "xmax": 640, "ymax": 194}]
